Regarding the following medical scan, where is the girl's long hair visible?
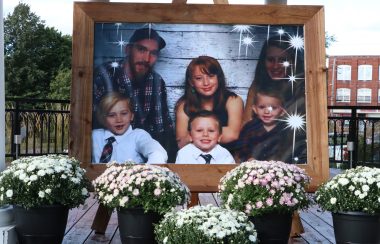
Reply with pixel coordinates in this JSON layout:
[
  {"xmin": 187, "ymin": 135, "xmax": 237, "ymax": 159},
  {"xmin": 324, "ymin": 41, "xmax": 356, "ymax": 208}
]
[
  {"xmin": 177, "ymin": 56, "xmax": 235, "ymax": 115},
  {"xmin": 253, "ymin": 34, "xmax": 304, "ymax": 89}
]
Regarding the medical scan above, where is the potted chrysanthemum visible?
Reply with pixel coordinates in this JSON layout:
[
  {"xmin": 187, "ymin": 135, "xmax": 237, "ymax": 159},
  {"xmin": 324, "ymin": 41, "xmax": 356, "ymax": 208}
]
[
  {"xmin": 93, "ymin": 162, "xmax": 190, "ymax": 243},
  {"xmin": 315, "ymin": 166, "xmax": 380, "ymax": 243},
  {"xmin": 219, "ymin": 160, "xmax": 310, "ymax": 243},
  {"xmin": 155, "ymin": 204, "xmax": 257, "ymax": 244},
  {"xmin": 0, "ymin": 155, "xmax": 90, "ymax": 243}
]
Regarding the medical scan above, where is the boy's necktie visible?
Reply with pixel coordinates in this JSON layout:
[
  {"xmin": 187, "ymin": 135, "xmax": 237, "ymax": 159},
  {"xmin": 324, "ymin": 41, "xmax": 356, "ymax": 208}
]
[
  {"xmin": 99, "ymin": 137, "xmax": 116, "ymax": 163},
  {"xmin": 200, "ymin": 154, "xmax": 212, "ymax": 164}
]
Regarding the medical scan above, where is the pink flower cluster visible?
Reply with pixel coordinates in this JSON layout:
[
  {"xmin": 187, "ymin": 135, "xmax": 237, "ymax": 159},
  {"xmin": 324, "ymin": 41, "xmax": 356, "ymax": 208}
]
[
  {"xmin": 93, "ymin": 163, "xmax": 190, "ymax": 210},
  {"xmin": 219, "ymin": 160, "xmax": 310, "ymax": 216}
]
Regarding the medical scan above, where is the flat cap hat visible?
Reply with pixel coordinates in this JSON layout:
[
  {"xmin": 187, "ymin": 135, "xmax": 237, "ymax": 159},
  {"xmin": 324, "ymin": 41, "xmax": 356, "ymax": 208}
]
[{"xmin": 129, "ymin": 28, "xmax": 166, "ymax": 50}]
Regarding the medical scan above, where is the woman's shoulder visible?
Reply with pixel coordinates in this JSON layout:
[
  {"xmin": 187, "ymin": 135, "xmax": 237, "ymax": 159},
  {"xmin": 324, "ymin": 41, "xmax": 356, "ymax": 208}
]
[{"xmin": 225, "ymin": 91, "xmax": 243, "ymax": 105}]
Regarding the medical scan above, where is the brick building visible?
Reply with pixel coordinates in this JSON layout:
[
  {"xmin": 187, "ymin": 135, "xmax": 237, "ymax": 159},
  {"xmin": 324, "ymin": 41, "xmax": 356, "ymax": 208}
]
[{"xmin": 327, "ymin": 55, "xmax": 380, "ymax": 116}]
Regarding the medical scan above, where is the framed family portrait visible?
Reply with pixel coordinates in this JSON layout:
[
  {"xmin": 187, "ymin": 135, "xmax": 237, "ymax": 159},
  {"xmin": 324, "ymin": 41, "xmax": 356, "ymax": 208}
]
[{"xmin": 70, "ymin": 2, "xmax": 329, "ymax": 191}]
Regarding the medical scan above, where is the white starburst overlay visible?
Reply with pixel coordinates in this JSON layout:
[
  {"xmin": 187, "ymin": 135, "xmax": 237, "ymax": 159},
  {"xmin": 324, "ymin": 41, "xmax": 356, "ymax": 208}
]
[
  {"xmin": 287, "ymin": 69, "xmax": 303, "ymax": 94},
  {"xmin": 109, "ymin": 33, "xmax": 127, "ymax": 56},
  {"xmin": 284, "ymin": 31, "xmax": 304, "ymax": 71},
  {"xmin": 277, "ymin": 28, "xmax": 285, "ymax": 42},
  {"xmin": 115, "ymin": 23, "xmax": 122, "ymax": 35},
  {"xmin": 110, "ymin": 60, "xmax": 119, "ymax": 75},
  {"xmin": 232, "ymin": 25, "xmax": 252, "ymax": 57},
  {"xmin": 278, "ymin": 109, "xmax": 306, "ymax": 162},
  {"xmin": 241, "ymin": 36, "xmax": 257, "ymax": 57}
]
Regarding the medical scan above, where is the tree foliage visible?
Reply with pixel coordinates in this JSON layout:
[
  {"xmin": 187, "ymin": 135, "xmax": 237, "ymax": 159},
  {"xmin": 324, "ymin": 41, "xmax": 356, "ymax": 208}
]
[
  {"xmin": 325, "ymin": 32, "xmax": 337, "ymax": 49},
  {"xmin": 4, "ymin": 3, "xmax": 71, "ymax": 99}
]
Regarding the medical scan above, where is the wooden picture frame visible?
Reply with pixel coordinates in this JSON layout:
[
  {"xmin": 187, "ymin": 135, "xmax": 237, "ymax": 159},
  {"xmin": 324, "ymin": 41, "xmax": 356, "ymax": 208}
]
[{"xmin": 70, "ymin": 2, "xmax": 329, "ymax": 192}]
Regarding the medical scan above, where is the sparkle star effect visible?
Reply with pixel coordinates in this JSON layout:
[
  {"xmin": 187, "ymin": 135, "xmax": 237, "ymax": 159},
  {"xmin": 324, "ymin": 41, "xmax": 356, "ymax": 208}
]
[
  {"xmin": 110, "ymin": 60, "xmax": 119, "ymax": 75},
  {"xmin": 277, "ymin": 28, "xmax": 285, "ymax": 42},
  {"xmin": 278, "ymin": 109, "xmax": 306, "ymax": 161},
  {"xmin": 110, "ymin": 33, "xmax": 128, "ymax": 56},
  {"xmin": 232, "ymin": 25, "xmax": 252, "ymax": 57},
  {"xmin": 284, "ymin": 29, "xmax": 304, "ymax": 71},
  {"xmin": 241, "ymin": 36, "xmax": 257, "ymax": 57},
  {"xmin": 286, "ymin": 69, "xmax": 303, "ymax": 94},
  {"xmin": 142, "ymin": 23, "xmax": 157, "ymax": 38},
  {"xmin": 114, "ymin": 23, "xmax": 122, "ymax": 35}
]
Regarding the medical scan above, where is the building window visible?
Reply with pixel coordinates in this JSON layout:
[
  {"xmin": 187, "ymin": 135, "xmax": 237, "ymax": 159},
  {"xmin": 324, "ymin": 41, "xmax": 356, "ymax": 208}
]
[
  {"xmin": 336, "ymin": 88, "xmax": 351, "ymax": 102},
  {"xmin": 337, "ymin": 65, "xmax": 351, "ymax": 81},
  {"xmin": 358, "ymin": 65, "xmax": 372, "ymax": 81},
  {"xmin": 357, "ymin": 88, "xmax": 371, "ymax": 103},
  {"xmin": 378, "ymin": 89, "xmax": 380, "ymax": 103}
]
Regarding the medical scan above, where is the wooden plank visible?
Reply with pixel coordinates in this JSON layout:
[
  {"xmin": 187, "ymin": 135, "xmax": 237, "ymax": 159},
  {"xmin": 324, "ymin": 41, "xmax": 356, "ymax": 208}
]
[
  {"xmin": 85, "ymin": 211, "xmax": 119, "ymax": 244},
  {"xmin": 306, "ymin": 205, "xmax": 333, "ymax": 226},
  {"xmin": 110, "ymin": 229, "xmax": 122, "ymax": 244},
  {"xmin": 198, "ymin": 193, "xmax": 218, "ymax": 206},
  {"xmin": 65, "ymin": 196, "xmax": 98, "ymax": 233},
  {"xmin": 63, "ymin": 201, "xmax": 100, "ymax": 243},
  {"xmin": 299, "ymin": 221, "xmax": 334, "ymax": 244},
  {"xmin": 73, "ymin": 3, "xmax": 323, "ymax": 24},
  {"xmin": 299, "ymin": 210, "xmax": 335, "ymax": 243}
]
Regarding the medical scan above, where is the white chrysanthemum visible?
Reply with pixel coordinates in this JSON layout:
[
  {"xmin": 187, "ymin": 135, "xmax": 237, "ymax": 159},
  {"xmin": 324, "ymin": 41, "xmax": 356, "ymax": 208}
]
[
  {"xmin": 362, "ymin": 185, "xmax": 370, "ymax": 192},
  {"xmin": 330, "ymin": 197, "xmax": 337, "ymax": 204},
  {"xmin": 29, "ymin": 175, "xmax": 38, "ymax": 181},
  {"xmin": 338, "ymin": 177, "xmax": 349, "ymax": 186},
  {"xmin": 6, "ymin": 189, "xmax": 13, "ymax": 198},
  {"xmin": 38, "ymin": 191, "xmax": 45, "ymax": 198}
]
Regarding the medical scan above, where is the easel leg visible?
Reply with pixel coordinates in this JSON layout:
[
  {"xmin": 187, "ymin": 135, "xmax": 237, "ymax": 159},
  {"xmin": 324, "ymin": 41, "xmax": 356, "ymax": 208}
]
[
  {"xmin": 290, "ymin": 211, "xmax": 304, "ymax": 237},
  {"xmin": 91, "ymin": 203, "xmax": 112, "ymax": 234},
  {"xmin": 188, "ymin": 193, "xmax": 199, "ymax": 208}
]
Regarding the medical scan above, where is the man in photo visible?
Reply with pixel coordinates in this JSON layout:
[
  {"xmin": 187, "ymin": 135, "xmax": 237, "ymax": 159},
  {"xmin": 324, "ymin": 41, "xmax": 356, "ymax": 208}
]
[{"xmin": 93, "ymin": 27, "xmax": 177, "ymax": 162}]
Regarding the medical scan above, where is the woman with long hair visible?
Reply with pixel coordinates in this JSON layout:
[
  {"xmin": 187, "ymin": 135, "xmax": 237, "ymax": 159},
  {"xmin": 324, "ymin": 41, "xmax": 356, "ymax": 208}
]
[
  {"xmin": 243, "ymin": 34, "xmax": 305, "ymax": 124},
  {"xmin": 175, "ymin": 56, "xmax": 243, "ymax": 149}
]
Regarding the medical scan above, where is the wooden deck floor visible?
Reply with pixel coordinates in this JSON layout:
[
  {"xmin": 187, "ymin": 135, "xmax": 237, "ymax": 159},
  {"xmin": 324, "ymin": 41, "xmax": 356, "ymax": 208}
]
[{"xmin": 62, "ymin": 193, "xmax": 336, "ymax": 244}]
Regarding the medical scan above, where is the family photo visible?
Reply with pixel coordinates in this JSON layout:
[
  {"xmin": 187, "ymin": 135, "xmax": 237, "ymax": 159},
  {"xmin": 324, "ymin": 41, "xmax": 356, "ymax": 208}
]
[{"xmin": 91, "ymin": 22, "xmax": 307, "ymax": 165}]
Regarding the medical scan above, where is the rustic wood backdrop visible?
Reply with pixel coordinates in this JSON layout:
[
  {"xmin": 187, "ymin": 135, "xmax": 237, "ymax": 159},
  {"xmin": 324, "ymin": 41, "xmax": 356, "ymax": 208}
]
[{"xmin": 93, "ymin": 23, "xmax": 303, "ymax": 117}]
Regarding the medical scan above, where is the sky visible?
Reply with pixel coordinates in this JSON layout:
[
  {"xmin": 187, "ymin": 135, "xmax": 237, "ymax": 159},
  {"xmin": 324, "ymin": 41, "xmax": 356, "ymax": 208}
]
[{"xmin": 3, "ymin": 0, "xmax": 380, "ymax": 56}]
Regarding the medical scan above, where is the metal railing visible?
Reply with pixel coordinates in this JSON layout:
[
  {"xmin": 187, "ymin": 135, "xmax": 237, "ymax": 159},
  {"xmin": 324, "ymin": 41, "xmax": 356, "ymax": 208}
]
[
  {"xmin": 5, "ymin": 99, "xmax": 380, "ymax": 168},
  {"xmin": 328, "ymin": 106, "xmax": 380, "ymax": 168},
  {"xmin": 5, "ymin": 98, "xmax": 70, "ymax": 161}
]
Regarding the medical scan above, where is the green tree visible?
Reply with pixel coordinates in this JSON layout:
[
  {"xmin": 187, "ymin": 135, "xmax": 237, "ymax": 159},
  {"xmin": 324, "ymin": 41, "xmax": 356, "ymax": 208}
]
[
  {"xmin": 4, "ymin": 3, "xmax": 71, "ymax": 98},
  {"xmin": 325, "ymin": 32, "xmax": 336, "ymax": 49},
  {"xmin": 48, "ymin": 67, "xmax": 71, "ymax": 100}
]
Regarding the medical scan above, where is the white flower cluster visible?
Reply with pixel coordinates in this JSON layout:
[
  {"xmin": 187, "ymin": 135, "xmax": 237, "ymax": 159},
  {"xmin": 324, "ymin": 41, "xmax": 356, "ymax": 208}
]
[
  {"xmin": 157, "ymin": 204, "xmax": 257, "ymax": 243},
  {"xmin": 316, "ymin": 166, "xmax": 380, "ymax": 213},
  {"xmin": 219, "ymin": 160, "xmax": 310, "ymax": 216},
  {"xmin": 93, "ymin": 163, "xmax": 190, "ymax": 213},
  {"xmin": 0, "ymin": 155, "xmax": 89, "ymax": 208}
]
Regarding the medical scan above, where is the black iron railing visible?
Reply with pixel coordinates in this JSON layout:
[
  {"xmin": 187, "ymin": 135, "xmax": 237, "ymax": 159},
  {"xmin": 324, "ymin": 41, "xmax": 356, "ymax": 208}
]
[
  {"xmin": 5, "ymin": 99, "xmax": 380, "ymax": 168},
  {"xmin": 328, "ymin": 106, "xmax": 380, "ymax": 168},
  {"xmin": 5, "ymin": 98, "xmax": 70, "ymax": 161}
]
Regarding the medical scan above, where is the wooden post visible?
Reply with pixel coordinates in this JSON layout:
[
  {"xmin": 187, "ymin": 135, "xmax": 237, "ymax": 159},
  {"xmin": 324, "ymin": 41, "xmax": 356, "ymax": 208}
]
[
  {"xmin": 0, "ymin": 0, "xmax": 5, "ymax": 171},
  {"xmin": 265, "ymin": 0, "xmax": 287, "ymax": 4}
]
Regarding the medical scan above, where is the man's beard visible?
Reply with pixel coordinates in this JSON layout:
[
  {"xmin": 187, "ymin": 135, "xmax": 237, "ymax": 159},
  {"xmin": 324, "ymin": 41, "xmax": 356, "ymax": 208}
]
[{"xmin": 129, "ymin": 60, "xmax": 152, "ymax": 87}]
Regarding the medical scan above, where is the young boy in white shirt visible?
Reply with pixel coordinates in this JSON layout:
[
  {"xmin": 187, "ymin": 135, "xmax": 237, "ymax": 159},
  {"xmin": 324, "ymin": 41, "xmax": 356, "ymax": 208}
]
[
  {"xmin": 92, "ymin": 92, "xmax": 167, "ymax": 164},
  {"xmin": 175, "ymin": 110, "xmax": 235, "ymax": 164}
]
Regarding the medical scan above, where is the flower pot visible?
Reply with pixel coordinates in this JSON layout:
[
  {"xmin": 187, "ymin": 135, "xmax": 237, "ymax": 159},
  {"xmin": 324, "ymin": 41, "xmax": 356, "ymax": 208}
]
[
  {"xmin": 332, "ymin": 211, "xmax": 380, "ymax": 244},
  {"xmin": 0, "ymin": 205, "xmax": 14, "ymax": 226},
  {"xmin": 117, "ymin": 208, "xmax": 162, "ymax": 244},
  {"xmin": 249, "ymin": 211, "xmax": 292, "ymax": 244},
  {"xmin": 13, "ymin": 205, "xmax": 69, "ymax": 244}
]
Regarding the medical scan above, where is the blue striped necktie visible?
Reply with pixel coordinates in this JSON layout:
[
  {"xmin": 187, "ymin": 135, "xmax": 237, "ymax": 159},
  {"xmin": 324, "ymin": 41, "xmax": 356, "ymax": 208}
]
[
  {"xmin": 99, "ymin": 137, "xmax": 116, "ymax": 163},
  {"xmin": 200, "ymin": 154, "xmax": 212, "ymax": 164}
]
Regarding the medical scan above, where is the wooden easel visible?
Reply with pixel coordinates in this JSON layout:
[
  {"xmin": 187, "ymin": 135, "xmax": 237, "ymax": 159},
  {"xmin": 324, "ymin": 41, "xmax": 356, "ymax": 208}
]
[{"xmin": 90, "ymin": 0, "xmax": 304, "ymax": 235}]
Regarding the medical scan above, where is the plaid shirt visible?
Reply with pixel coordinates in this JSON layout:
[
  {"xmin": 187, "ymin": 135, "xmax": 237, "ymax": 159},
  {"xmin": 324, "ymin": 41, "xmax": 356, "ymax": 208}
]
[
  {"xmin": 233, "ymin": 118, "xmax": 307, "ymax": 164},
  {"xmin": 93, "ymin": 60, "xmax": 177, "ymax": 161}
]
